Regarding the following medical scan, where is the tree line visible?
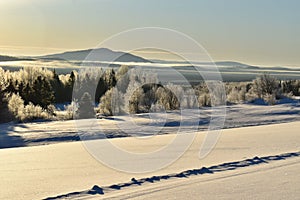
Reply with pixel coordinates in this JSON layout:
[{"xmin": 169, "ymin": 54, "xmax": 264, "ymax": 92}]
[{"xmin": 0, "ymin": 65, "xmax": 300, "ymax": 123}]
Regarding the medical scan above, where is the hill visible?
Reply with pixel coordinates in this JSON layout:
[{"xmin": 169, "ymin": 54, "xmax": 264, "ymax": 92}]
[
  {"xmin": 0, "ymin": 55, "xmax": 33, "ymax": 62},
  {"xmin": 39, "ymin": 48, "xmax": 151, "ymax": 63}
]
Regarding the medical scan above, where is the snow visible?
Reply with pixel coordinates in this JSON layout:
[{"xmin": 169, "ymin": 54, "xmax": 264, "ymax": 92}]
[
  {"xmin": 102, "ymin": 158, "xmax": 300, "ymax": 200},
  {"xmin": 1, "ymin": 103, "xmax": 300, "ymax": 148},
  {"xmin": 0, "ymin": 117, "xmax": 300, "ymax": 199}
]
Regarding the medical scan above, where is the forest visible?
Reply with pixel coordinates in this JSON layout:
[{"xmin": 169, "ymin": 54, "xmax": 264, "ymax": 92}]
[{"xmin": 0, "ymin": 65, "xmax": 300, "ymax": 123}]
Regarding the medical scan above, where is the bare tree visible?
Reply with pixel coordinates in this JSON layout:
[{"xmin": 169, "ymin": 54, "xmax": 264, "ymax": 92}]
[{"xmin": 252, "ymin": 73, "xmax": 280, "ymax": 104}]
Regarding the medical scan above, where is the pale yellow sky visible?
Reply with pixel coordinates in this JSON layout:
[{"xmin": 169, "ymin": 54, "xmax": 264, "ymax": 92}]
[{"xmin": 0, "ymin": 0, "xmax": 299, "ymax": 67}]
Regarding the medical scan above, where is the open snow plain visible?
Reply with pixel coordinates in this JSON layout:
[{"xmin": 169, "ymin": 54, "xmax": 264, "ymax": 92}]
[{"xmin": 0, "ymin": 103, "xmax": 300, "ymax": 199}]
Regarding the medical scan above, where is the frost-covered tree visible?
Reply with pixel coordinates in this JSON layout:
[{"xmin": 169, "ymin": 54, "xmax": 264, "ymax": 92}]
[
  {"xmin": 181, "ymin": 88, "xmax": 198, "ymax": 109},
  {"xmin": 23, "ymin": 103, "xmax": 47, "ymax": 121},
  {"xmin": 227, "ymin": 85, "xmax": 247, "ymax": 104},
  {"xmin": 103, "ymin": 68, "xmax": 117, "ymax": 90},
  {"xmin": 207, "ymin": 81, "xmax": 226, "ymax": 106},
  {"xmin": 253, "ymin": 74, "xmax": 279, "ymax": 98},
  {"xmin": 98, "ymin": 88, "xmax": 113, "ymax": 116},
  {"xmin": 116, "ymin": 65, "xmax": 129, "ymax": 80},
  {"xmin": 0, "ymin": 68, "xmax": 9, "ymax": 91},
  {"xmin": 110, "ymin": 88, "xmax": 125, "ymax": 115},
  {"xmin": 8, "ymin": 93, "xmax": 24, "ymax": 118},
  {"xmin": 64, "ymin": 100, "xmax": 78, "ymax": 119},
  {"xmin": 194, "ymin": 82, "xmax": 211, "ymax": 107},
  {"xmin": 129, "ymin": 86, "xmax": 145, "ymax": 113},
  {"xmin": 0, "ymin": 68, "xmax": 9, "ymax": 108},
  {"xmin": 198, "ymin": 93, "xmax": 211, "ymax": 107},
  {"xmin": 8, "ymin": 93, "xmax": 49, "ymax": 121},
  {"xmin": 281, "ymin": 80, "xmax": 300, "ymax": 96},
  {"xmin": 124, "ymin": 80, "xmax": 142, "ymax": 113},
  {"xmin": 155, "ymin": 87, "xmax": 179, "ymax": 110},
  {"xmin": 165, "ymin": 83, "xmax": 184, "ymax": 105},
  {"xmin": 251, "ymin": 74, "xmax": 280, "ymax": 104}
]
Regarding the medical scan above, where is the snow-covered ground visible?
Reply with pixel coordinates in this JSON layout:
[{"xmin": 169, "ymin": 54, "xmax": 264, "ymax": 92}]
[
  {"xmin": 0, "ymin": 121, "xmax": 299, "ymax": 199},
  {"xmin": 1, "ymin": 103, "xmax": 300, "ymax": 148},
  {"xmin": 1, "ymin": 103, "xmax": 300, "ymax": 199},
  {"xmin": 99, "ymin": 156, "xmax": 300, "ymax": 200}
]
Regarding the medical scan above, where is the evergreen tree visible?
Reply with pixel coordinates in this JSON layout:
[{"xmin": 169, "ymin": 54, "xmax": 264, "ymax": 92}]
[
  {"xmin": 21, "ymin": 83, "xmax": 33, "ymax": 105},
  {"xmin": 50, "ymin": 70, "xmax": 65, "ymax": 103},
  {"xmin": 95, "ymin": 77, "xmax": 106, "ymax": 103},
  {"xmin": 31, "ymin": 76, "xmax": 55, "ymax": 108},
  {"xmin": 65, "ymin": 71, "xmax": 76, "ymax": 103},
  {"xmin": 103, "ymin": 69, "xmax": 117, "ymax": 90}
]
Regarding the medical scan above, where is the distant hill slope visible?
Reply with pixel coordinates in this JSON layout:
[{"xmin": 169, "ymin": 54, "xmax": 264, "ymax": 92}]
[
  {"xmin": 39, "ymin": 48, "xmax": 151, "ymax": 63},
  {"xmin": 151, "ymin": 59, "xmax": 260, "ymax": 69},
  {"xmin": 0, "ymin": 55, "xmax": 33, "ymax": 62},
  {"xmin": 214, "ymin": 61, "xmax": 260, "ymax": 69}
]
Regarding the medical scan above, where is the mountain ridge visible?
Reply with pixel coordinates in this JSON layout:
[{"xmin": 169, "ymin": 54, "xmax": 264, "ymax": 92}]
[
  {"xmin": 0, "ymin": 49, "xmax": 296, "ymax": 71},
  {"xmin": 38, "ymin": 48, "xmax": 151, "ymax": 63}
]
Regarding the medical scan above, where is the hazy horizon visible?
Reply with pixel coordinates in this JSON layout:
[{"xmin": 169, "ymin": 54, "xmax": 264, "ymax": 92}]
[{"xmin": 0, "ymin": 0, "xmax": 300, "ymax": 67}]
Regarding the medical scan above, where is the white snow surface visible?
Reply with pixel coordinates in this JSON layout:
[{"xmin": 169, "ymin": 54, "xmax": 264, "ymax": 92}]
[
  {"xmin": 1, "ymin": 103, "xmax": 300, "ymax": 148},
  {"xmin": 0, "ymin": 103, "xmax": 299, "ymax": 199}
]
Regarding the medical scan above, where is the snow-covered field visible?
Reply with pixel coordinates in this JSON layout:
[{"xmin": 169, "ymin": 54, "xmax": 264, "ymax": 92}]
[
  {"xmin": 0, "ymin": 103, "xmax": 300, "ymax": 199},
  {"xmin": 99, "ymin": 155, "xmax": 300, "ymax": 200},
  {"xmin": 0, "ymin": 120, "xmax": 299, "ymax": 199},
  {"xmin": 1, "ymin": 103, "xmax": 300, "ymax": 148}
]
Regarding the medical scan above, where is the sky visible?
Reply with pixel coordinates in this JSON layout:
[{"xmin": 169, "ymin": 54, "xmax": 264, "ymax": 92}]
[{"xmin": 0, "ymin": 0, "xmax": 299, "ymax": 67}]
